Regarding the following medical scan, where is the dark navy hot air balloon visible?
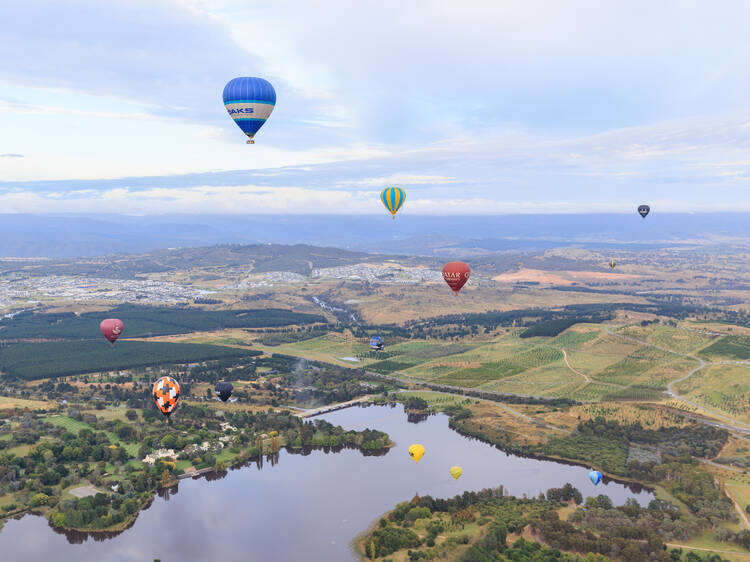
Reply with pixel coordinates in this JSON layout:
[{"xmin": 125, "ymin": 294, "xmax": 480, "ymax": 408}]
[
  {"xmin": 638, "ymin": 205, "xmax": 650, "ymax": 219},
  {"xmin": 215, "ymin": 382, "xmax": 234, "ymax": 402},
  {"xmin": 223, "ymin": 77, "xmax": 276, "ymax": 144}
]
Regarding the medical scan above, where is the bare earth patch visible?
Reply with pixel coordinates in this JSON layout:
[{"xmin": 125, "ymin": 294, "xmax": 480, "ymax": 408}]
[
  {"xmin": 69, "ymin": 485, "xmax": 105, "ymax": 498},
  {"xmin": 492, "ymin": 268, "xmax": 640, "ymax": 286}
]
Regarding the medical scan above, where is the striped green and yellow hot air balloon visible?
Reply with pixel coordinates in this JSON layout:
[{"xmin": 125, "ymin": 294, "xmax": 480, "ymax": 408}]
[{"xmin": 381, "ymin": 187, "xmax": 405, "ymax": 219}]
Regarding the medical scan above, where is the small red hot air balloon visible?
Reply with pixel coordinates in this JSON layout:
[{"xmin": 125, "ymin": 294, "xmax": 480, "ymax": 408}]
[
  {"xmin": 442, "ymin": 262, "xmax": 471, "ymax": 295},
  {"xmin": 100, "ymin": 318, "xmax": 124, "ymax": 347}
]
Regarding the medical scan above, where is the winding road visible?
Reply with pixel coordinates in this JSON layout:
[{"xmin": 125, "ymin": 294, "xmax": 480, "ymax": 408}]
[{"xmin": 604, "ymin": 326, "xmax": 750, "ymax": 434}]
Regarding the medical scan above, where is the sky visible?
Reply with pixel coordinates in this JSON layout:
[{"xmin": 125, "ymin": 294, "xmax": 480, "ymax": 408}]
[{"xmin": 2, "ymin": 0, "xmax": 750, "ymax": 215}]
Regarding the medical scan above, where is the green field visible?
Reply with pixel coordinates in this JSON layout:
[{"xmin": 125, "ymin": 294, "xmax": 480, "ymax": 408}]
[
  {"xmin": 593, "ymin": 346, "xmax": 675, "ymax": 386},
  {"xmin": 46, "ymin": 415, "xmax": 92, "ymax": 434},
  {"xmin": 46, "ymin": 415, "xmax": 140, "ymax": 456},
  {"xmin": 0, "ymin": 340, "xmax": 259, "ymax": 379},
  {"xmin": 617, "ymin": 324, "xmax": 716, "ymax": 354},
  {"xmin": 0, "ymin": 304, "xmax": 326, "ymax": 340},
  {"xmin": 699, "ymin": 335, "xmax": 750, "ymax": 361},
  {"xmin": 674, "ymin": 363, "xmax": 750, "ymax": 423}
]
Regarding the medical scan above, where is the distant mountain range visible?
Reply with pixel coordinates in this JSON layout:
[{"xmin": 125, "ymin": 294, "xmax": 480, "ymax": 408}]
[{"xmin": 1, "ymin": 213, "xmax": 750, "ymax": 258}]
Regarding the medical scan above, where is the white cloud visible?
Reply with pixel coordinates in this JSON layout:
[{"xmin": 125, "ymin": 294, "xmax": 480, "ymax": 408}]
[{"xmin": 4, "ymin": 1, "xmax": 750, "ymax": 213}]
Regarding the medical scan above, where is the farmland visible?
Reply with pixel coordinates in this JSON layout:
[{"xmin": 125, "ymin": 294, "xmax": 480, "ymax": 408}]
[{"xmin": 0, "ymin": 340, "xmax": 259, "ymax": 379}]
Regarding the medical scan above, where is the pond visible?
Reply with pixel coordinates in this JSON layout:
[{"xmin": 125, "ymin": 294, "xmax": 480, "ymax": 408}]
[{"xmin": 0, "ymin": 404, "xmax": 652, "ymax": 561}]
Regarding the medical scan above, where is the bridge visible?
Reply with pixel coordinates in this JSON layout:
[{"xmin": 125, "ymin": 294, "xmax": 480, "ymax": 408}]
[{"xmin": 295, "ymin": 395, "xmax": 372, "ymax": 418}]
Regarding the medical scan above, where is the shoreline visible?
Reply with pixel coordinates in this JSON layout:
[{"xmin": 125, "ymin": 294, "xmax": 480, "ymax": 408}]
[{"xmin": 35, "ymin": 433, "xmax": 395, "ymax": 535}]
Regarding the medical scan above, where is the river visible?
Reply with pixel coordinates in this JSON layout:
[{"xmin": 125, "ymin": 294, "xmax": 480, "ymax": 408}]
[{"xmin": 0, "ymin": 404, "xmax": 652, "ymax": 561}]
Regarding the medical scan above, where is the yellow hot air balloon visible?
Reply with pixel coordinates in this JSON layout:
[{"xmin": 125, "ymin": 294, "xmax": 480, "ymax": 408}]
[
  {"xmin": 381, "ymin": 187, "xmax": 405, "ymax": 219},
  {"xmin": 449, "ymin": 466, "xmax": 463, "ymax": 480},
  {"xmin": 408, "ymin": 443, "xmax": 425, "ymax": 463}
]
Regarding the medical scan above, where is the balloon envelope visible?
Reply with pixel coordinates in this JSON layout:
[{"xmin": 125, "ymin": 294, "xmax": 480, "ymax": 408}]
[
  {"xmin": 223, "ymin": 77, "xmax": 276, "ymax": 141},
  {"xmin": 442, "ymin": 262, "xmax": 471, "ymax": 294},
  {"xmin": 589, "ymin": 470, "xmax": 603, "ymax": 485},
  {"xmin": 215, "ymin": 381, "xmax": 234, "ymax": 402},
  {"xmin": 609, "ymin": 259, "xmax": 616, "ymax": 269},
  {"xmin": 381, "ymin": 187, "xmax": 405, "ymax": 219},
  {"xmin": 100, "ymin": 318, "xmax": 124, "ymax": 345},
  {"xmin": 638, "ymin": 205, "xmax": 650, "ymax": 218},
  {"xmin": 450, "ymin": 466, "xmax": 463, "ymax": 480},
  {"xmin": 370, "ymin": 336, "xmax": 384, "ymax": 350},
  {"xmin": 153, "ymin": 376, "xmax": 180, "ymax": 418},
  {"xmin": 408, "ymin": 443, "xmax": 425, "ymax": 463}
]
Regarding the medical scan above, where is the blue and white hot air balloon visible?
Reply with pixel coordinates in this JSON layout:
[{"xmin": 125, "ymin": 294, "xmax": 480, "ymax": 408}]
[
  {"xmin": 370, "ymin": 336, "xmax": 384, "ymax": 351},
  {"xmin": 589, "ymin": 470, "xmax": 603, "ymax": 485},
  {"xmin": 222, "ymin": 77, "xmax": 276, "ymax": 144}
]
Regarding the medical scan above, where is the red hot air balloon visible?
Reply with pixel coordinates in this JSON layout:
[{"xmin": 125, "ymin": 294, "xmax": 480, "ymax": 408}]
[
  {"xmin": 100, "ymin": 319, "xmax": 124, "ymax": 347},
  {"xmin": 442, "ymin": 262, "xmax": 471, "ymax": 294}
]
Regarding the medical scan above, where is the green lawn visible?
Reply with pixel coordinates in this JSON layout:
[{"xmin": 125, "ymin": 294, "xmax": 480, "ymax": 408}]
[
  {"xmin": 45, "ymin": 415, "xmax": 140, "ymax": 457},
  {"xmin": 46, "ymin": 415, "xmax": 92, "ymax": 433}
]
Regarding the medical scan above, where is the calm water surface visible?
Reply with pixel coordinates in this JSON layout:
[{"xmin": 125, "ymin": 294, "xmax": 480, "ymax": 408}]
[{"xmin": 0, "ymin": 404, "xmax": 652, "ymax": 561}]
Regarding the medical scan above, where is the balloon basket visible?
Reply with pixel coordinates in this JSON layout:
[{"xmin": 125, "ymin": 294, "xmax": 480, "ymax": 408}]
[{"xmin": 246, "ymin": 140, "xmax": 255, "ymax": 144}]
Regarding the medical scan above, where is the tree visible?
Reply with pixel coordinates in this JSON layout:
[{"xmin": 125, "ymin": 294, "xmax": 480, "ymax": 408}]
[
  {"xmin": 160, "ymin": 434, "xmax": 176, "ymax": 449},
  {"xmin": 31, "ymin": 493, "xmax": 49, "ymax": 507},
  {"xmin": 125, "ymin": 409, "xmax": 138, "ymax": 421}
]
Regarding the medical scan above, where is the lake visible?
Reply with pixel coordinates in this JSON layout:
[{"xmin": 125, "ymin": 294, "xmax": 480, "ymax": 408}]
[{"xmin": 0, "ymin": 404, "xmax": 652, "ymax": 561}]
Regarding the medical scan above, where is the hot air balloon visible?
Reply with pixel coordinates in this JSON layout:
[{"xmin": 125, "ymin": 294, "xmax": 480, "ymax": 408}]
[
  {"xmin": 442, "ymin": 262, "xmax": 471, "ymax": 294},
  {"xmin": 100, "ymin": 318, "xmax": 124, "ymax": 347},
  {"xmin": 215, "ymin": 381, "xmax": 234, "ymax": 402},
  {"xmin": 369, "ymin": 336, "xmax": 384, "ymax": 351},
  {"xmin": 449, "ymin": 466, "xmax": 463, "ymax": 480},
  {"xmin": 408, "ymin": 444, "xmax": 425, "ymax": 463},
  {"xmin": 609, "ymin": 259, "xmax": 616, "ymax": 270},
  {"xmin": 381, "ymin": 187, "xmax": 405, "ymax": 219},
  {"xmin": 153, "ymin": 376, "xmax": 180, "ymax": 421},
  {"xmin": 223, "ymin": 77, "xmax": 276, "ymax": 144},
  {"xmin": 589, "ymin": 470, "xmax": 602, "ymax": 485},
  {"xmin": 638, "ymin": 205, "xmax": 650, "ymax": 219}
]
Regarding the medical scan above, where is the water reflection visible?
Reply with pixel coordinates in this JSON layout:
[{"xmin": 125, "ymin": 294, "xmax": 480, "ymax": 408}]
[
  {"xmin": 407, "ymin": 412, "xmax": 430, "ymax": 424},
  {"xmin": 0, "ymin": 404, "xmax": 654, "ymax": 562}
]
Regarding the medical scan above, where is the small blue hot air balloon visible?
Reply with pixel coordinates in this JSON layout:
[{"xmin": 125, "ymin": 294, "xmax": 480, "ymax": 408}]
[
  {"xmin": 589, "ymin": 470, "xmax": 603, "ymax": 485},
  {"xmin": 223, "ymin": 77, "xmax": 276, "ymax": 144},
  {"xmin": 381, "ymin": 187, "xmax": 405, "ymax": 219},
  {"xmin": 370, "ymin": 336, "xmax": 384, "ymax": 351}
]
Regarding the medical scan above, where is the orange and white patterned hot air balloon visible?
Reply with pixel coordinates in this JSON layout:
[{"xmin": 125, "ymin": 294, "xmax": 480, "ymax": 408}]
[{"xmin": 153, "ymin": 376, "xmax": 180, "ymax": 421}]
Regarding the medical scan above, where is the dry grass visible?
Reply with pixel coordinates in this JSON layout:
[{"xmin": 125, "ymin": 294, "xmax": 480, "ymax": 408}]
[{"xmin": 0, "ymin": 395, "xmax": 55, "ymax": 411}]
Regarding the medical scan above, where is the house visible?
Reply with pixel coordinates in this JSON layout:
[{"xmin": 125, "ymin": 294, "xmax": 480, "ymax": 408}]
[
  {"xmin": 184, "ymin": 443, "xmax": 207, "ymax": 456},
  {"xmin": 219, "ymin": 422, "xmax": 237, "ymax": 433},
  {"xmin": 142, "ymin": 448, "xmax": 176, "ymax": 465}
]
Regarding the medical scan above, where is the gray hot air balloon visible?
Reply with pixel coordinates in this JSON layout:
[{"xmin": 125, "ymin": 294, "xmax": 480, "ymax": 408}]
[
  {"xmin": 215, "ymin": 382, "xmax": 234, "ymax": 402},
  {"xmin": 638, "ymin": 205, "xmax": 650, "ymax": 218}
]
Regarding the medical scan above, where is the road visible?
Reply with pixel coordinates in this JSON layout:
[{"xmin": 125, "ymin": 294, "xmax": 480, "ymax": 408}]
[
  {"xmin": 559, "ymin": 348, "xmax": 591, "ymax": 383},
  {"xmin": 665, "ymin": 543, "xmax": 750, "ymax": 557},
  {"xmin": 558, "ymin": 347, "xmax": 624, "ymax": 388}
]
